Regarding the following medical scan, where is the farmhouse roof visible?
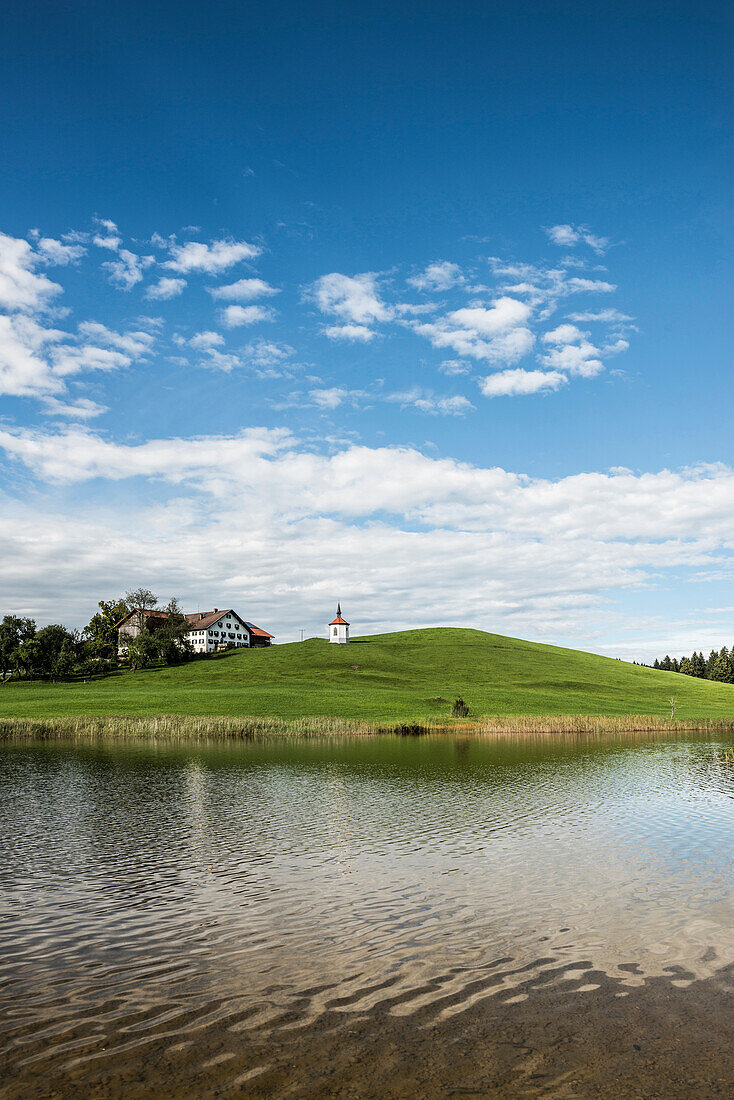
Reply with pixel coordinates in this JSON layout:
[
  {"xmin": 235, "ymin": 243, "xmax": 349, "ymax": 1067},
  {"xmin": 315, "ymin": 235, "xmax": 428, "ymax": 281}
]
[
  {"xmin": 243, "ymin": 622, "xmax": 274, "ymax": 639},
  {"xmin": 184, "ymin": 610, "xmax": 274, "ymax": 638},
  {"xmin": 115, "ymin": 608, "xmax": 170, "ymax": 628}
]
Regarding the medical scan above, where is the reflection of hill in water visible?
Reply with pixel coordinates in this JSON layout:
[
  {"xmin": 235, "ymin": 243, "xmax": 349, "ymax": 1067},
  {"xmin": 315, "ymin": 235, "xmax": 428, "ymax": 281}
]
[{"xmin": 1, "ymin": 734, "xmax": 733, "ymax": 1097}]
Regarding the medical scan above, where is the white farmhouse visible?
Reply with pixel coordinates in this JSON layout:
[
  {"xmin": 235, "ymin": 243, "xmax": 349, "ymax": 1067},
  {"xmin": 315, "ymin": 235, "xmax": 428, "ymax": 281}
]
[
  {"xmin": 329, "ymin": 604, "xmax": 350, "ymax": 644},
  {"xmin": 116, "ymin": 607, "xmax": 273, "ymax": 656},
  {"xmin": 184, "ymin": 609, "xmax": 273, "ymax": 653}
]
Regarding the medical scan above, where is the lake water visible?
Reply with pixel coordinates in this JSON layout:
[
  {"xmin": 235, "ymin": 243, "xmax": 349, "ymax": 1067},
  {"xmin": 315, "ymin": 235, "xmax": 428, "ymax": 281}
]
[{"xmin": 1, "ymin": 733, "xmax": 733, "ymax": 1098}]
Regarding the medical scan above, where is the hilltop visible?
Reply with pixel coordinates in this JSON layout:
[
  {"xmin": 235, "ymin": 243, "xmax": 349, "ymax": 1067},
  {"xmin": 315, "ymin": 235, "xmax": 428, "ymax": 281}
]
[{"xmin": 1, "ymin": 627, "xmax": 734, "ymax": 725}]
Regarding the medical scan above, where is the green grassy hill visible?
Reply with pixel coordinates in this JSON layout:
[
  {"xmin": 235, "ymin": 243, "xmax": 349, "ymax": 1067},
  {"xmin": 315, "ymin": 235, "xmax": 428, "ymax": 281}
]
[{"xmin": 1, "ymin": 628, "xmax": 734, "ymax": 723}]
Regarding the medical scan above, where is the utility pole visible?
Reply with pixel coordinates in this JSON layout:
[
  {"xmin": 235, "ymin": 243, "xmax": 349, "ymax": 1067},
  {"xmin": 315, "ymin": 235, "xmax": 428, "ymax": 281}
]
[{"xmin": 300, "ymin": 628, "xmax": 304, "ymax": 642}]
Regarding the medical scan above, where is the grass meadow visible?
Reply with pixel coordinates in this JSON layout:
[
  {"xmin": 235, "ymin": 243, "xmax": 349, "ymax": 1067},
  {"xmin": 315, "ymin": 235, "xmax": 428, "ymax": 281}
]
[{"xmin": 1, "ymin": 628, "xmax": 733, "ymax": 734}]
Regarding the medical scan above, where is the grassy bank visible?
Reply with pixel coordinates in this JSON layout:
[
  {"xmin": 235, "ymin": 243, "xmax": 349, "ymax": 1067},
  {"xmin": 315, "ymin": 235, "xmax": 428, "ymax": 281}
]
[
  {"xmin": 1, "ymin": 628, "xmax": 734, "ymax": 728},
  {"xmin": 2, "ymin": 712, "xmax": 734, "ymax": 743}
]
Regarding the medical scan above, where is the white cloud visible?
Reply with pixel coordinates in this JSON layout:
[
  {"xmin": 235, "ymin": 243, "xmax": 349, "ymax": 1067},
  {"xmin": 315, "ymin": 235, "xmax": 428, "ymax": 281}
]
[
  {"xmin": 219, "ymin": 304, "xmax": 275, "ymax": 327},
  {"xmin": 189, "ymin": 330, "xmax": 225, "ymax": 349},
  {"xmin": 207, "ymin": 278, "xmax": 279, "ymax": 301},
  {"xmin": 544, "ymin": 224, "xmax": 580, "ymax": 247},
  {"xmin": 241, "ymin": 339, "xmax": 295, "ymax": 369},
  {"xmin": 41, "ymin": 396, "xmax": 108, "ymax": 419},
  {"xmin": 0, "ymin": 233, "xmax": 63, "ymax": 312},
  {"xmin": 76, "ymin": 322, "xmax": 154, "ymax": 357},
  {"xmin": 145, "ymin": 277, "xmax": 186, "ymax": 300},
  {"xmin": 323, "ymin": 323, "xmax": 376, "ymax": 342},
  {"xmin": 543, "ymin": 323, "xmax": 585, "ymax": 345},
  {"xmin": 438, "ymin": 359, "xmax": 471, "ymax": 375},
  {"xmin": 480, "ymin": 368, "xmax": 567, "ymax": 397},
  {"xmin": 568, "ymin": 309, "xmax": 634, "ymax": 325},
  {"xmin": 102, "ymin": 249, "xmax": 154, "ymax": 291},
  {"xmin": 165, "ymin": 238, "xmax": 261, "ymax": 274},
  {"xmin": 564, "ymin": 277, "xmax": 616, "ymax": 294},
  {"xmin": 413, "ymin": 316, "xmax": 535, "ymax": 365},
  {"xmin": 92, "ymin": 219, "xmax": 122, "ymax": 251},
  {"xmin": 408, "ymin": 261, "xmax": 464, "ymax": 291},
  {"xmin": 198, "ymin": 349, "xmax": 244, "ymax": 372},
  {"xmin": 309, "ymin": 272, "xmax": 392, "ymax": 324},
  {"xmin": 3, "ymin": 428, "xmax": 734, "ymax": 652},
  {"xmin": 310, "ymin": 387, "xmax": 348, "ymax": 409},
  {"xmin": 545, "ymin": 224, "xmax": 611, "ymax": 254},
  {"xmin": 0, "ymin": 314, "xmax": 64, "ymax": 397},
  {"xmin": 33, "ymin": 237, "xmax": 86, "ymax": 266},
  {"xmin": 540, "ymin": 325, "xmax": 604, "ymax": 377},
  {"xmin": 50, "ymin": 345, "xmax": 133, "ymax": 377},
  {"xmin": 448, "ymin": 296, "xmax": 532, "ymax": 335},
  {"xmin": 388, "ymin": 391, "xmax": 474, "ymax": 416}
]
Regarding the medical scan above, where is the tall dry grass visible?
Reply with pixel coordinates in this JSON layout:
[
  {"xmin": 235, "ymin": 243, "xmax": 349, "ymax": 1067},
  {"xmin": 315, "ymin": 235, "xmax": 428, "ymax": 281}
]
[{"xmin": 1, "ymin": 712, "xmax": 734, "ymax": 743}]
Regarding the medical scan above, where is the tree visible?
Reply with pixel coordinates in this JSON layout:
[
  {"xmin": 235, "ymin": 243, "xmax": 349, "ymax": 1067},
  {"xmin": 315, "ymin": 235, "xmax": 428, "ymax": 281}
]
[
  {"xmin": 0, "ymin": 616, "xmax": 36, "ymax": 681},
  {"xmin": 83, "ymin": 598, "xmax": 129, "ymax": 660},
  {"xmin": 124, "ymin": 588, "xmax": 158, "ymax": 612},
  {"xmin": 16, "ymin": 637, "xmax": 45, "ymax": 679},
  {"xmin": 124, "ymin": 629, "xmax": 160, "ymax": 672},
  {"xmin": 710, "ymin": 650, "xmax": 734, "ymax": 683},
  {"xmin": 29, "ymin": 625, "xmax": 79, "ymax": 680},
  {"xmin": 155, "ymin": 597, "xmax": 192, "ymax": 664},
  {"xmin": 692, "ymin": 651, "xmax": 707, "ymax": 678}
]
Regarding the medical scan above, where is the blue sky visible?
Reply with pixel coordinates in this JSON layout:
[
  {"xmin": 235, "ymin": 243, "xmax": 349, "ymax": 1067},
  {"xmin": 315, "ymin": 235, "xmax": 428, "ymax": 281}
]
[{"xmin": 1, "ymin": 0, "xmax": 732, "ymax": 657}]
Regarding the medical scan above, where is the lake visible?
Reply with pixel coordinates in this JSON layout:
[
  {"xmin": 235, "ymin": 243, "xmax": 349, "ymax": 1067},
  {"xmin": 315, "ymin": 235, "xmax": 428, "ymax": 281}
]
[{"xmin": 1, "ymin": 733, "xmax": 733, "ymax": 1097}]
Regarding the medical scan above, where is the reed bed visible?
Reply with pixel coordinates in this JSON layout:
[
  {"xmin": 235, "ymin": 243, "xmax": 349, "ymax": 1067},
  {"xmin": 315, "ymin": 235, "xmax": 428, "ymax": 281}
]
[{"xmin": 1, "ymin": 712, "xmax": 733, "ymax": 743}]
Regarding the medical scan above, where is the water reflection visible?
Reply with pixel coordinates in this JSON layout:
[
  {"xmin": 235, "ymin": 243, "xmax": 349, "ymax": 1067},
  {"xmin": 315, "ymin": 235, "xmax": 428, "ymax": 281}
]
[{"xmin": 0, "ymin": 733, "xmax": 733, "ymax": 1096}]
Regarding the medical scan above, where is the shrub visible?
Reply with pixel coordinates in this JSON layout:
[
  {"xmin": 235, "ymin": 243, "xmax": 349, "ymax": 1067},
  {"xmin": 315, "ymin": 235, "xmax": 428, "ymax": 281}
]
[{"xmin": 452, "ymin": 697, "xmax": 470, "ymax": 717}]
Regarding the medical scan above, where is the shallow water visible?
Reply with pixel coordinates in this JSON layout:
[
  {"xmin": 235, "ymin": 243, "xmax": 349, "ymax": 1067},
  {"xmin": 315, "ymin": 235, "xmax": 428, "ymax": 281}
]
[{"xmin": 1, "ymin": 733, "xmax": 733, "ymax": 1097}]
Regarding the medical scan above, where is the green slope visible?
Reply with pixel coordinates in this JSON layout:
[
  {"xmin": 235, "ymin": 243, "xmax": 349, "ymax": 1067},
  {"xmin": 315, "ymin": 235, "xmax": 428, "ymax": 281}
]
[{"xmin": 2, "ymin": 627, "xmax": 734, "ymax": 723}]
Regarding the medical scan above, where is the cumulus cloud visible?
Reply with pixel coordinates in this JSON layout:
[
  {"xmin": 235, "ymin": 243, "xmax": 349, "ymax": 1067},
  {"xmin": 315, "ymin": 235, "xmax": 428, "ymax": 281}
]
[
  {"xmin": 480, "ymin": 368, "xmax": 567, "ymax": 397},
  {"xmin": 310, "ymin": 387, "xmax": 348, "ymax": 409},
  {"xmin": 545, "ymin": 224, "xmax": 580, "ymax": 247},
  {"xmin": 412, "ymin": 296, "xmax": 535, "ymax": 364},
  {"xmin": 165, "ymin": 238, "xmax": 261, "ymax": 274},
  {"xmin": 309, "ymin": 272, "xmax": 392, "ymax": 325},
  {"xmin": 0, "ymin": 233, "xmax": 63, "ymax": 312},
  {"xmin": 241, "ymin": 339, "xmax": 295, "ymax": 369},
  {"xmin": 31, "ymin": 236, "xmax": 86, "ymax": 266},
  {"xmin": 102, "ymin": 249, "xmax": 154, "ymax": 290},
  {"xmin": 387, "ymin": 390, "xmax": 475, "ymax": 415},
  {"xmin": 41, "ymin": 396, "xmax": 108, "ymax": 419},
  {"xmin": 2, "ymin": 427, "xmax": 734, "ymax": 653},
  {"xmin": 92, "ymin": 218, "xmax": 122, "ymax": 251},
  {"xmin": 188, "ymin": 330, "xmax": 225, "ymax": 349},
  {"xmin": 540, "ymin": 325, "xmax": 604, "ymax": 377},
  {"xmin": 544, "ymin": 224, "xmax": 611, "ymax": 254},
  {"xmin": 145, "ymin": 277, "xmax": 186, "ymax": 300},
  {"xmin": 323, "ymin": 323, "xmax": 376, "ymax": 342},
  {"xmin": 76, "ymin": 322, "xmax": 154, "ymax": 358},
  {"xmin": 408, "ymin": 261, "xmax": 464, "ymax": 291},
  {"xmin": 219, "ymin": 304, "xmax": 276, "ymax": 327},
  {"xmin": 207, "ymin": 278, "xmax": 279, "ymax": 301},
  {"xmin": 568, "ymin": 309, "xmax": 635, "ymax": 325},
  {"xmin": 0, "ymin": 314, "xmax": 64, "ymax": 397},
  {"xmin": 438, "ymin": 359, "xmax": 471, "ymax": 375}
]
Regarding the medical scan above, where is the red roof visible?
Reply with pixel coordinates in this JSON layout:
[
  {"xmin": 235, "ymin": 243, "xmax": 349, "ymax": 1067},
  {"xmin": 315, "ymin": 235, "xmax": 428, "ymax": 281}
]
[
  {"xmin": 243, "ymin": 622, "xmax": 274, "ymax": 639},
  {"xmin": 117, "ymin": 608, "xmax": 274, "ymax": 639},
  {"xmin": 329, "ymin": 615, "xmax": 349, "ymax": 626}
]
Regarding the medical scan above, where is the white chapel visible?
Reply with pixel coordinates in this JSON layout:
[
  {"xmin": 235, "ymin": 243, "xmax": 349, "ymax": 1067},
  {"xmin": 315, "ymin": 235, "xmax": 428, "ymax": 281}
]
[{"xmin": 329, "ymin": 604, "xmax": 350, "ymax": 643}]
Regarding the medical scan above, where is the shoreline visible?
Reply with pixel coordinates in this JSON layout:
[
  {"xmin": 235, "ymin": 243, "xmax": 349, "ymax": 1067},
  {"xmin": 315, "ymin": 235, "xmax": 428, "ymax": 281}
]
[{"xmin": 2, "ymin": 712, "xmax": 734, "ymax": 742}]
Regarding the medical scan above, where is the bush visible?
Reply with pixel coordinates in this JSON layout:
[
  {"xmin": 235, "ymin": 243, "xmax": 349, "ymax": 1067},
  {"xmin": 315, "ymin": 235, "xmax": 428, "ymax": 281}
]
[{"xmin": 452, "ymin": 697, "xmax": 470, "ymax": 717}]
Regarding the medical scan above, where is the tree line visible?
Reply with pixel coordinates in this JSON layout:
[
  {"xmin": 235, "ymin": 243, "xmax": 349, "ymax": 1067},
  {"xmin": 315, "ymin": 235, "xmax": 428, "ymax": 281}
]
[
  {"xmin": 0, "ymin": 588, "xmax": 194, "ymax": 683},
  {"xmin": 653, "ymin": 647, "xmax": 734, "ymax": 683}
]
